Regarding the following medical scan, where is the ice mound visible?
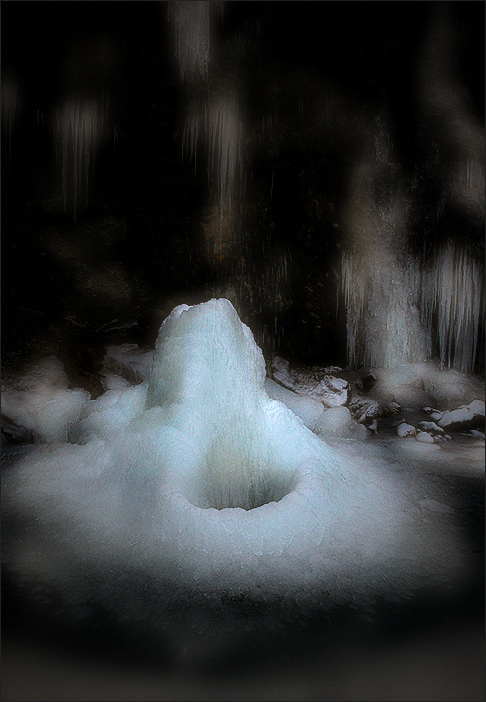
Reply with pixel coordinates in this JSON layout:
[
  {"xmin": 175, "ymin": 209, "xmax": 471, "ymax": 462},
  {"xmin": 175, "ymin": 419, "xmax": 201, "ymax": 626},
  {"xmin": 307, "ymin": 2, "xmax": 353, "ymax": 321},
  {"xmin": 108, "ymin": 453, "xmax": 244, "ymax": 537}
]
[
  {"xmin": 2, "ymin": 299, "xmax": 466, "ymax": 636},
  {"xmin": 1, "ymin": 356, "xmax": 91, "ymax": 443}
]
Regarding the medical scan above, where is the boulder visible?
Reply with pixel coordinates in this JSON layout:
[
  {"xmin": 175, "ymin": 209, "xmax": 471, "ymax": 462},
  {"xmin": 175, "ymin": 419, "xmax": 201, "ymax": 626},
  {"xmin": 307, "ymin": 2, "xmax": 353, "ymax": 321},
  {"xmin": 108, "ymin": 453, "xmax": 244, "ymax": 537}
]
[{"xmin": 438, "ymin": 400, "xmax": 485, "ymax": 432}]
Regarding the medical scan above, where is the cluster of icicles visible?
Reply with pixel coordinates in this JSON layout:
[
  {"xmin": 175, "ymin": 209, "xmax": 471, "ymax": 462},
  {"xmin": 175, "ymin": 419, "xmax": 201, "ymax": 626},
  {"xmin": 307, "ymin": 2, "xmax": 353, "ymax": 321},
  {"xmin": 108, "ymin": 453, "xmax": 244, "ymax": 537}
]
[
  {"xmin": 342, "ymin": 241, "xmax": 484, "ymax": 374},
  {"xmin": 1, "ymin": 68, "xmax": 20, "ymax": 175},
  {"xmin": 54, "ymin": 94, "xmax": 110, "ymax": 221},
  {"xmin": 182, "ymin": 91, "xmax": 243, "ymax": 216},
  {"xmin": 170, "ymin": 1, "xmax": 245, "ymax": 255}
]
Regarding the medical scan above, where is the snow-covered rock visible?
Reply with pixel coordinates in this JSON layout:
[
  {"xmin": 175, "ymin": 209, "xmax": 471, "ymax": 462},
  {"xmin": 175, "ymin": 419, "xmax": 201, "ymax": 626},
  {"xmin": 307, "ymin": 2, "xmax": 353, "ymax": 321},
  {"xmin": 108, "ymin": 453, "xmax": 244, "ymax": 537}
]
[
  {"xmin": 314, "ymin": 406, "xmax": 368, "ymax": 440},
  {"xmin": 438, "ymin": 400, "xmax": 485, "ymax": 432},
  {"xmin": 423, "ymin": 407, "xmax": 444, "ymax": 423},
  {"xmin": 418, "ymin": 420, "xmax": 444, "ymax": 435},
  {"xmin": 102, "ymin": 344, "xmax": 154, "ymax": 386},
  {"xmin": 397, "ymin": 422, "xmax": 416, "ymax": 438},
  {"xmin": 416, "ymin": 431, "xmax": 435, "ymax": 444},
  {"xmin": 348, "ymin": 396, "xmax": 401, "ymax": 425},
  {"xmin": 272, "ymin": 356, "xmax": 350, "ymax": 407}
]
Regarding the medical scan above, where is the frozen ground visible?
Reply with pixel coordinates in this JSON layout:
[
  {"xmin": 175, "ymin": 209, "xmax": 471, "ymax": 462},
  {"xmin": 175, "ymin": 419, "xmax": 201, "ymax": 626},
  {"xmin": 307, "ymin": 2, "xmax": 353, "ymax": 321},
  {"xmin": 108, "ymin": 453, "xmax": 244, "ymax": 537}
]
[{"xmin": 1, "ymin": 300, "xmax": 484, "ymax": 701}]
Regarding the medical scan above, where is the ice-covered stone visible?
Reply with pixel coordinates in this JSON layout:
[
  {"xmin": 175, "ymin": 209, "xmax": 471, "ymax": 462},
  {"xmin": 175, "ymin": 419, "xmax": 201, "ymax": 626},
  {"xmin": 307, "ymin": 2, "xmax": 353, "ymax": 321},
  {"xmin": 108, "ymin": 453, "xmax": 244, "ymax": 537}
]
[
  {"xmin": 348, "ymin": 396, "xmax": 400, "ymax": 425},
  {"xmin": 103, "ymin": 344, "xmax": 154, "ymax": 385},
  {"xmin": 272, "ymin": 356, "xmax": 350, "ymax": 407}
]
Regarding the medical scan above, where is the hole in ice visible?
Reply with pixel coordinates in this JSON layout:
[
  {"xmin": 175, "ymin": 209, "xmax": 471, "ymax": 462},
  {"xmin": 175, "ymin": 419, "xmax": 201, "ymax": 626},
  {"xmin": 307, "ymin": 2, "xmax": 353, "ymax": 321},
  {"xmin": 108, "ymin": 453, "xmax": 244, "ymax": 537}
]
[{"xmin": 193, "ymin": 461, "xmax": 298, "ymax": 511}]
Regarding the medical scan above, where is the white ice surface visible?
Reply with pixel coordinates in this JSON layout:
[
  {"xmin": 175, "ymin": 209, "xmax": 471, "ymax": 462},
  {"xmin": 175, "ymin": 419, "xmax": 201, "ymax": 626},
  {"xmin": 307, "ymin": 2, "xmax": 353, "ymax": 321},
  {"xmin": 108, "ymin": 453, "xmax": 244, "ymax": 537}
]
[
  {"xmin": 263, "ymin": 377, "xmax": 324, "ymax": 431},
  {"xmin": 1, "ymin": 299, "xmax": 472, "ymax": 635},
  {"xmin": 1, "ymin": 356, "xmax": 91, "ymax": 443}
]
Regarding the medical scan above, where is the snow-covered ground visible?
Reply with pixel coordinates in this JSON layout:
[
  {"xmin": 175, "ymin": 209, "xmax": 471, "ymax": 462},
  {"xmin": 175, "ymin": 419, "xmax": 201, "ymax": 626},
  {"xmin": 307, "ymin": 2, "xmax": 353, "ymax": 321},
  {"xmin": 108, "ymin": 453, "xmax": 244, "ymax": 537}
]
[{"xmin": 1, "ymin": 299, "xmax": 484, "ymax": 700}]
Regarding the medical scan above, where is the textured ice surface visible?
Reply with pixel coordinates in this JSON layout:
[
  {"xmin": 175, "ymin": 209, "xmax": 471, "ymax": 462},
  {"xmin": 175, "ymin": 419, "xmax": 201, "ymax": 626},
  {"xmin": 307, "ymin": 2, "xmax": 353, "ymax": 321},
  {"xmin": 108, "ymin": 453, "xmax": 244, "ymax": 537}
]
[
  {"xmin": 1, "ymin": 356, "xmax": 90, "ymax": 443},
  {"xmin": 264, "ymin": 377, "xmax": 324, "ymax": 431},
  {"xmin": 1, "ymin": 299, "xmax": 469, "ymax": 638}
]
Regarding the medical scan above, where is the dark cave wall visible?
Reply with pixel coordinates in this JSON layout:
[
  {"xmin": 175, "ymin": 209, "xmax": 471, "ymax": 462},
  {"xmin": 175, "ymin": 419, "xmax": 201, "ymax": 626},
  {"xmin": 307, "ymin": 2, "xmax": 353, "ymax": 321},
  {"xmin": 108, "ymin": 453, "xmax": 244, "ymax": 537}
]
[{"xmin": 2, "ymin": 1, "xmax": 484, "ymax": 370}]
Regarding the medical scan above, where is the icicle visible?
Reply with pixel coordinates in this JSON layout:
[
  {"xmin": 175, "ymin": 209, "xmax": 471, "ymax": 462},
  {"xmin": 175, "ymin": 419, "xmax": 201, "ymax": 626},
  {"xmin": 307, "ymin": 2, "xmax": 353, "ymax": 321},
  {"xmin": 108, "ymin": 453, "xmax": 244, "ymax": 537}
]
[
  {"xmin": 168, "ymin": 1, "xmax": 211, "ymax": 83},
  {"xmin": 424, "ymin": 241, "xmax": 484, "ymax": 375},
  {"xmin": 1, "ymin": 68, "xmax": 20, "ymax": 176},
  {"xmin": 54, "ymin": 94, "xmax": 109, "ymax": 221}
]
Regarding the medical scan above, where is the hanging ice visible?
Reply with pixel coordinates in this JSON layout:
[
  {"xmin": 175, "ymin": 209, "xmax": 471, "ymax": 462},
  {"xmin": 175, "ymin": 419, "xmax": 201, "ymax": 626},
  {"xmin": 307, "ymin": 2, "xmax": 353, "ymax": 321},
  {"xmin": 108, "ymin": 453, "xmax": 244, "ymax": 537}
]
[
  {"xmin": 341, "ymin": 121, "xmax": 431, "ymax": 370},
  {"xmin": 168, "ymin": 1, "xmax": 212, "ymax": 83},
  {"xmin": 1, "ymin": 68, "xmax": 20, "ymax": 175},
  {"xmin": 2, "ymin": 299, "xmax": 465, "ymax": 632},
  {"xmin": 422, "ymin": 241, "xmax": 484, "ymax": 375},
  {"xmin": 54, "ymin": 94, "xmax": 110, "ymax": 220}
]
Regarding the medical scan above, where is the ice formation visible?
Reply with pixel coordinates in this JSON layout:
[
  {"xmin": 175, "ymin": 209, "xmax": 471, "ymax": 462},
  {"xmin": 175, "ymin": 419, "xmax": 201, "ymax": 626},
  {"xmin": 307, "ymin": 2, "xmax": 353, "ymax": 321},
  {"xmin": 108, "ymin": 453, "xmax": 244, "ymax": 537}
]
[
  {"xmin": 2, "ymin": 299, "xmax": 467, "ymax": 636},
  {"xmin": 342, "ymin": 236, "xmax": 484, "ymax": 375},
  {"xmin": 1, "ymin": 356, "xmax": 90, "ymax": 443},
  {"xmin": 1, "ymin": 68, "xmax": 20, "ymax": 175},
  {"xmin": 422, "ymin": 242, "xmax": 484, "ymax": 375},
  {"xmin": 168, "ymin": 1, "xmax": 212, "ymax": 83},
  {"xmin": 54, "ymin": 94, "xmax": 110, "ymax": 220}
]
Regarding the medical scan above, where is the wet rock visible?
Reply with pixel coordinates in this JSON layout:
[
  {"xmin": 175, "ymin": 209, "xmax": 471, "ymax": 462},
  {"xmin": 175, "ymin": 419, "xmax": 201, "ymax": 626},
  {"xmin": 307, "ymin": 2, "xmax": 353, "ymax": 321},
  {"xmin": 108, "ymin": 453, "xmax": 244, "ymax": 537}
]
[{"xmin": 1, "ymin": 419, "xmax": 34, "ymax": 444}]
